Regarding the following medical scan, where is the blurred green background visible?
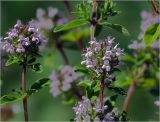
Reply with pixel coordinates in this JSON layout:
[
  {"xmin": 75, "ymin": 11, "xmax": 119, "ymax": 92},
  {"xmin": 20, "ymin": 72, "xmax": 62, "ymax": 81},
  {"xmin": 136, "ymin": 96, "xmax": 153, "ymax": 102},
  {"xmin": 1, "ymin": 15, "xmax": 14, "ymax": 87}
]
[{"xmin": 1, "ymin": 1, "xmax": 159, "ymax": 121}]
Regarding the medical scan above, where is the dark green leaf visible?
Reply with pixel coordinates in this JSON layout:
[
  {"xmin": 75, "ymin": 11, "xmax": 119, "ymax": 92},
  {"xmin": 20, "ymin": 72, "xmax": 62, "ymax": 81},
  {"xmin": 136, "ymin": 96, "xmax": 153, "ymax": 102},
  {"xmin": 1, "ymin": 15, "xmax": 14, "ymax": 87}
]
[
  {"xmin": 30, "ymin": 78, "xmax": 50, "ymax": 91},
  {"xmin": 104, "ymin": 94, "xmax": 118, "ymax": 113},
  {"xmin": 28, "ymin": 57, "xmax": 36, "ymax": 64},
  {"xmin": 74, "ymin": 65, "xmax": 90, "ymax": 75},
  {"xmin": 144, "ymin": 23, "xmax": 160, "ymax": 46},
  {"xmin": 101, "ymin": 22, "xmax": 130, "ymax": 36},
  {"xmin": 107, "ymin": 85, "xmax": 127, "ymax": 96},
  {"xmin": 54, "ymin": 19, "xmax": 89, "ymax": 32},
  {"xmin": 29, "ymin": 63, "xmax": 43, "ymax": 73}
]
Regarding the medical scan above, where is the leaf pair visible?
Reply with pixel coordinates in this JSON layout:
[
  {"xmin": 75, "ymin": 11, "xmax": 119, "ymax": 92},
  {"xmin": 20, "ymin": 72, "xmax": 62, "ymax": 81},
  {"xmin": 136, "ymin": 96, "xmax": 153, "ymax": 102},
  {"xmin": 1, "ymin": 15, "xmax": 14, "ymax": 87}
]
[{"xmin": 0, "ymin": 78, "xmax": 50, "ymax": 105}]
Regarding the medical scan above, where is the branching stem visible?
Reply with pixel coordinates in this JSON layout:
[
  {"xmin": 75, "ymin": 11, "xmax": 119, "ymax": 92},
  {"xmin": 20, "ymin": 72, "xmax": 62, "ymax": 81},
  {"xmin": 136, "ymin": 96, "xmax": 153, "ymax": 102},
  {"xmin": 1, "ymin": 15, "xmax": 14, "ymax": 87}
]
[{"xmin": 123, "ymin": 63, "xmax": 148, "ymax": 112}]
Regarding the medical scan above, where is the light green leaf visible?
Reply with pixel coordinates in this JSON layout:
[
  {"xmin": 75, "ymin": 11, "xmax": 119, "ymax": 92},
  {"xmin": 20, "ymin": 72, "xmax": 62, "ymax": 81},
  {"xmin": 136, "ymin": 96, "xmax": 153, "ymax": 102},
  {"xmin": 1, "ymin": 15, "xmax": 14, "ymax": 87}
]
[
  {"xmin": 54, "ymin": 19, "xmax": 89, "ymax": 32},
  {"xmin": 0, "ymin": 93, "xmax": 26, "ymax": 105},
  {"xmin": 60, "ymin": 28, "xmax": 90, "ymax": 42},
  {"xmin": 101, "ymin": 22, "xmax": 130, "ymax": 36},
  {"xmin": 144, "ymin": 23, "xmax": 160, "ymax": 46},
  {"xmin": 5, "ymin": 56, "xmax": 20, "ymax": 66},
  {"xmin": 78, "ymin": 80, "xmax": 91, "ymax": 87}
]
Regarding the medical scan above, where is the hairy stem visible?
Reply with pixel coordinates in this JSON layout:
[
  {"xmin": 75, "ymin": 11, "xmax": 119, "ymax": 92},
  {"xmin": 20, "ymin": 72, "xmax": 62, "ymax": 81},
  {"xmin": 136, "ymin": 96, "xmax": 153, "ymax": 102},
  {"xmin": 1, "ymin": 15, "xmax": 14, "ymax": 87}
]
[
  {"xmin": 22, "ymin": 63, "xmax": 29, "ymax": 122},
  {"xmin": 123, "ymin": 64, "xmax": 148, "ymax": 112},
  {"xmin": 64, "ymin": 0, "xmax": 84, "ymax": 51},
  {"xmin": 90, "ymin": 0, "xmax": 98, "ymax": 41}
]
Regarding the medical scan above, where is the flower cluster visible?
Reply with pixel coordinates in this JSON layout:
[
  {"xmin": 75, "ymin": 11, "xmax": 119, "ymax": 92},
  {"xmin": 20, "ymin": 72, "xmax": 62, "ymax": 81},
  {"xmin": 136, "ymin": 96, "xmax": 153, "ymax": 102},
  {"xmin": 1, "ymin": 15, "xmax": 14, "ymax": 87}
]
[
  {"xmin": 128, "ymin": 10, "xmax": 160, "ymax": 50},
  {"xmin": 81, "ymin": 37, "xmax": 123, "ymax": 75},
  {"xmin": 35, "ymin": 7, "xmax": 67, "ymax": 30},
  {"xmin": 73, "ymin": 96, "xmax": 119, "ymax": 122},
  {"xmin": 1, "ymin": 20, "xmax": 45, "ymax": 55},
  {"xmin": 50, "ymin": 65, "xmax": 78, "ymax": 97}
]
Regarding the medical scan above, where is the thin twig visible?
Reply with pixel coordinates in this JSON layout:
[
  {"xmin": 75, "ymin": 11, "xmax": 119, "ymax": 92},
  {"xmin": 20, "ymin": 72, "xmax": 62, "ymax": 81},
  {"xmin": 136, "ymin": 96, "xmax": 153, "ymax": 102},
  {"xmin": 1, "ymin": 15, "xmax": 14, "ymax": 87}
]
[
  {"xmin": 22, "ymin": 62, "xmax": 29, "ymax": 122},
  {"xmin": 123, "ymin": 63, "xmax": 148, "ymax": 112}
]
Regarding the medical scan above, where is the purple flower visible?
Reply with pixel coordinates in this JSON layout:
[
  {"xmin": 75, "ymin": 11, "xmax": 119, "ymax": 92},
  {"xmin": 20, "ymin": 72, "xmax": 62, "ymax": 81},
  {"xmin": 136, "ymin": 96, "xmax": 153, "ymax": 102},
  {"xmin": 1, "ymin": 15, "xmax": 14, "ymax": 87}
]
[
  {"xmin": 50, "ymin": 65, "xmax": 78, "ymax": 97},
  {"xmin": 81, "ymin": 37, "xmax": 123, "ymax": 75},
  {"xmin": 16, "ymin": 44, "xmax": 25, "ymax": 53},
  {"xmin": 1, "ymin": 20, "xmax": 45, "ymax": 55}
]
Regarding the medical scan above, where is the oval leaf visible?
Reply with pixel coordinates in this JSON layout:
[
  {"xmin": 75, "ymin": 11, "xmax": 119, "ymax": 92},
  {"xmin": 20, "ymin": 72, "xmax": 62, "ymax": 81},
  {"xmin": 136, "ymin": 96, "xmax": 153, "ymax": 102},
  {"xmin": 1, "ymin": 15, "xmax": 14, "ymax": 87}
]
[
  {"xmin": 144, "ymin": 23, "xmax": 160, "ymax": 46},
  {"xmin": 54, "ymin": 19, "xmax": 89, "ymax": 32},
  {"xmin": 101, "ymin": 22, "xmax": 130, "ymax": 36}
]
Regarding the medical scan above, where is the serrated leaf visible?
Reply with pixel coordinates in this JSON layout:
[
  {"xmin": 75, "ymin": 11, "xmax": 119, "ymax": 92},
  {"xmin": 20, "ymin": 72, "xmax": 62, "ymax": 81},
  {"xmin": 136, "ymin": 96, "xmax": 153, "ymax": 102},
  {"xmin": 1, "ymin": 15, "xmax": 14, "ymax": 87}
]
[
  {"xmin": 101, "ymin": 22, "xmax": 130, "ymax": 36},
  {"xmin": 54, "ymin": 19, "xmax": 89, "ymax": 32},
  {"xmin": 144, "ymin": 23, "xmax": 160, "ymax": 46},
  {"xmin": 29, "ymin": 63, "xmax": 43, "ymax": 73}
]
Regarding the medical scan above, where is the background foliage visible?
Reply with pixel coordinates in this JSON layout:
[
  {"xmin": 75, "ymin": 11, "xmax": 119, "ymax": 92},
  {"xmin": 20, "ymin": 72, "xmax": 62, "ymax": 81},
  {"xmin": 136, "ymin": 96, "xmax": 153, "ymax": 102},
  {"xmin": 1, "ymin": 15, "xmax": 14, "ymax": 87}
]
[{"xmin": 1, "ymin": 1, "xmax": 159, "ymax": 121}]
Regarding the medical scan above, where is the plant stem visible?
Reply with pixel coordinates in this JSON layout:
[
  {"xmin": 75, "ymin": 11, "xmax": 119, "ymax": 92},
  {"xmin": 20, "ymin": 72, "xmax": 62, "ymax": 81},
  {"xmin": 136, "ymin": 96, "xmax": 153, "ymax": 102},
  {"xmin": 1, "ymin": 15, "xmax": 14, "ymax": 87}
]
[
  {"xmin": 151, "ymin": 0, "xmax": 160, "ymax": 15},
  {"xmin": 63, "ymin": 0, "xmax": 84, "ymax": 51},
  {"xmin": 58, "ymin": 45, "xmax": 69, "ymax": 65},
  {"xmin": 90, "ymin": 0, "xmax": 98, "ymax": 41},
  {"xmin": 22, "ymin": 63, "xmax": 29, "ymax": 122},
  {"xmin": 123, "ymin": 63, "xmax": 148, "ymax": 112},
  {"xmin": 99, "ymin": 71, "xmax": 105, "ymax": 111}
]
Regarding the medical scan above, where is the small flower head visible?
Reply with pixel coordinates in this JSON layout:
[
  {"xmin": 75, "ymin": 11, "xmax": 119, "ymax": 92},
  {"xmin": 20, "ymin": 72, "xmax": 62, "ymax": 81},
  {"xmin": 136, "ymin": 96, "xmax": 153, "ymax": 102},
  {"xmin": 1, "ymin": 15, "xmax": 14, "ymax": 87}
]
[
  {"xmin": 50, "ymin": 65, "xmax": 78, "ymax": 97},
  {"xmin": 1, "ymin": 20, "xmax": 45, "ymax": 56},
  {"xmin": 73, "ymin": 96, "xmax": 120, "ymax": 122},
  {"xmin": 81, "ymin": 37, "xmax": 124, "ymax": 75},
  {"xmin": 35, "ymin": 7, "xmax": 67, "ymax": 30}
]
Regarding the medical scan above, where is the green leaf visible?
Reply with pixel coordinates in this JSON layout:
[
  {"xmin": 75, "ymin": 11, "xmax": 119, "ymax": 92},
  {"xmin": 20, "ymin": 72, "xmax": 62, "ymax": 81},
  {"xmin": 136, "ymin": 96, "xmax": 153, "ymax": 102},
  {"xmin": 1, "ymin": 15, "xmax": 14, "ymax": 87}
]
[
  {"xmin": 60, "ymin": 28, "xmax": 90, "ymax": 42},
  {"xmin": 78, "ymin": 80, "xmax": 91, "ymax": 87},
  {"xmin": 104, "ymin": 94, "xmax": 118, "ymax": 113},
  {"xmin": 29, "ymin": 63, "xmax": 43, "ymax": 73},
  {"xmin": 114, "ymin": 72, "xmax": 133, "ymax": 87},
  {"xmin": 107, "ymin": 85, "xmax": 127, "ymax": 96},
  {"xmin": 101, "ymin": 22, "xmax": 130, "ymax": 36},
  {"xmin": 30, "ymin": 78, "xmax": 50, "ymax": 91},
  {"xmin": 0, "ymin": 93, "xmax": 26, "ymax": 105},
  {"xmin": 144, "ymin": 23, "xmax": 160, "ymax": 46},
  {"xmin": 5, "ymin": 56, "xmax": 20, "ymax": 66},
  {"xmin": 28, "ymin": 57, "xmax": 36, "ymax": 64},
  {"xmin": 54, "ymin": 19, "xmax": 89, "ymax": 32},
  {"xmin": 74, "ymin": 65, "xmax": 90, "ymax": 75},
  {"xmin": 0, "ymin": 78, "xmax": 50, "ymax": 105}
]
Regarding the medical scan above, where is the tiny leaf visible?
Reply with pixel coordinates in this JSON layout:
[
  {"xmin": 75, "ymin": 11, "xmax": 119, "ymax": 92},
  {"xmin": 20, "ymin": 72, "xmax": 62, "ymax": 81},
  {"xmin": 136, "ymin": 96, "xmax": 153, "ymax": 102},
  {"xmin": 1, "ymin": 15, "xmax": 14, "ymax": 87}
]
[{"xmin": 29, "ymin": 63, "xmax": 43, "ymax": 73}]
